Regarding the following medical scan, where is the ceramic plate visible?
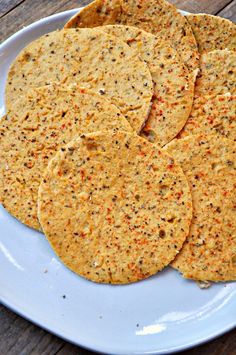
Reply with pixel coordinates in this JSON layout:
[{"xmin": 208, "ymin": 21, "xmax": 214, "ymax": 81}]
[{"xmin": 0, "ymin": 9, "xmax": 235, "ymax": 355}]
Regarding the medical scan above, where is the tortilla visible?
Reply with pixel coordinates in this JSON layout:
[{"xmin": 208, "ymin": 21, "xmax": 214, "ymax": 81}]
[
  {"xmin": 65, "ymin": 0, "xmax": 122, "ymax": 27},
  {"xmin": 38, "ymin": 130, "xmax": 192, "ymax": 284},
  {"xmin": 64, "ymin": 0, "xmax": 199, "ymax": 72},
  {"xmin": 100, "ymin": 25, "xmax": 194, "ymax": 146},
  {"xmin": 5, "ymin": 28, "xmax": 153, "ymax": 133},
  {"xmin": 0, "ymin": 84, "xmax": 132, "ymax": 230},
  {"xmin": 195, "ymin": 50, "xmax": 236, "ymax": 97},
  {"xmin": 165, "ymin": 134, "xmax": 236, "ymax": 282},
  {"xmin": 187, "ymin": 14, "xmax": 236, "ymax": 54},
  {"xmin": 179, "ymin": 93, "xmax": 236, "ymax": 141}
]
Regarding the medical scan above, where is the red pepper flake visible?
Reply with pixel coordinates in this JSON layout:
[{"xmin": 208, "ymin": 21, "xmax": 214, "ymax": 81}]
[
  {"xmin": 128, "ymin": 262, "xmax": 135, "ymax": 270},
  {"xmin": 144, "ymin": 124, "xmax": 151, "ymax": 131},
  {"xmin": 207, "ymin": 116, "xmax": 214, "ymax": 124},
  {"xmin": 106, "ymin": 216, "xmax": 112, "ymax": 224},
  {"xmin": 157, "ymin": 96, "xmax": 164, "ymax": 103},
  {"xmin": 80, "ymin": 169, "xmax": 85, "ymax": 181},
  {"xmin": 136, "ymin": 239, "xmax": 148, "ymax": 245},
  {"xmin": 152, "ymin": 93, "xmax": 157, "ymax": 100},
  {"xmin": 176, "ymin": 191, "xmax": 183, "ymax": 200}
]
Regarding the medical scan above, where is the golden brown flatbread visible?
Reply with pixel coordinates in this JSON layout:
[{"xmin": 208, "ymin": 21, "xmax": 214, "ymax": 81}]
[
  {"xmin": 187, "ymin": 14, "xmax": 236, "ymax": 54},
  {"xmin": 38, "ymin": 130, "xmax": 192, "ymax": 284},
  {"xmin": 6, "ymin": 28, "xmax": 153, "ymax": 132},
  {"xmin": 179, "ymin": 94, "xmax": 236, "ymax": 141},
  {"xmin": 195, "ymin": 50, "xmax": 236, "ymax": 97},
  {"xmin": 99, "ymin": 25, "xmax": 194, "ymax": 146},
  {"xmin": 0, "ymin": 84, "xmax": 132, "ymax": 230},
  {"xmin": 64, "ymin": 0, "xmax": 199, "ymax": 72},
  {"xmin": 165, "ymin": 134, "xmax": 236, "ymax": 282}
]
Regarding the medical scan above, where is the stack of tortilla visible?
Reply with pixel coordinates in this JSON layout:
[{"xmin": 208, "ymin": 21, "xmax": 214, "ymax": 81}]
[{"xmin": 1, "ymin": 0, "xmax": 235, "ymax": 284}]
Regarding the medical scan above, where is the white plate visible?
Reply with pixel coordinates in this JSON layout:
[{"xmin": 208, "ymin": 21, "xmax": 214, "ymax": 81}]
[{"xmin": 0, "ymin": 9, "xmax": 235, "ymax": 355}]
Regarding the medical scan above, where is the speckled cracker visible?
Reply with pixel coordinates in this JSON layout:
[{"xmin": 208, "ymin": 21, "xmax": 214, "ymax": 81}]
[
  {"xmin": 38, "ymin": 131, "xmax": 192, "ymax": 284},
  {"xmin": 187, "ymin": 14, "xmax": 236, "ymax": 54},
  {"xmin": 0, "ymin": 84, "xmax": 132, "ymax": 230},
  {"xmin": 195, "ymin": 50, "xmax": 236, "ymax": 97},
  {"xmin": 66, "ymin": 0, "xmax": 122, "ymax": 27},
  {"xmin": 99, "ymin": 25, "xmax": 194, "ymax": 146},
  {"xmin": 6, "ymin": 28, "xmax": 153, "ymax": 133},
  {"xmin": 64, "ymin": 0, "xmax": 199, "ymax": 72},
  {"xmin": 165, "ymin": 134, "xmax": 236, "ymax": 282},
  {"xmin": 179, "ymin": 94, "xmax": 236, "ymax": 141}
]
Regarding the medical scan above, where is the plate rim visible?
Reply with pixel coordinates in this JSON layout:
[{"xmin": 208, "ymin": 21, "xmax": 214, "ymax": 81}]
[
  {"xmin": 1, "ymin": 294, "xmax": 235, "ymax": 355},
  {"xmin": 0, "ymin": 7, "xmax": 235, "ymax": 355}
]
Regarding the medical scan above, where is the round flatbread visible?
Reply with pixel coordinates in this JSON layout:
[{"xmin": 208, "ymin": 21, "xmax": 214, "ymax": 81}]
[
  {"xmin": 0, "ymin": 84, "xmax": 132, "ymax": 230},
  {"xmin": 187, "ymin": 14, "xmax": 236, "ymax": 54},
  {"xmin": 179, "ymin": 93, "xmax": 236, "ymax": 141},
  {"xmin": 64, "ymin": 0, "xmax": 199, "ymax": 72},
  {"xmin": 99, "ymin": 25, "xmax": 194, "ymax": 146},
  {"xmin": 6, "ymin": 28, "xmax": 153, "ymax": 133},
  {"xmin": 164, "ymin": 134, "xmax": 236, "ymax": 282},
  {"xmin": 195, "ymin": 50, "xmax": 236, "ymax": 97},
  {"xmin": 38, "ymin": 131, "xmax": 192, "ymax": 284}
]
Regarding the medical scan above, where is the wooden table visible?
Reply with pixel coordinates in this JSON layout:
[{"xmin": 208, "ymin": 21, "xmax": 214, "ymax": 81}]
[{"xmin": 0, "ymin": 0, "xmax": 236, "ymax": 354}]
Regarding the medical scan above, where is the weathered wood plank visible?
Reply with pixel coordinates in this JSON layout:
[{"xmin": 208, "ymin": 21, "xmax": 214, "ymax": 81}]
[
  {"xmin": 169, "ymin": 0, "xmax": 232, "ymax": 14},
  {"xmin": 0, "ymin": 305, "xmax": 64, "ymax": 355},
  {"xmin": 55, "ymin": 343, "xmax": 91, "ymax": 354},
  {"xmin": 0, "ymin": 0, "xmax": 90, "ymax": 43},
  {"xmin": 217, "ymin": 0, "xmax": 236, "ymax": 21},
  {"xmin": 0, "ymin": 0, "xmax": 25, "ymax": 18}
]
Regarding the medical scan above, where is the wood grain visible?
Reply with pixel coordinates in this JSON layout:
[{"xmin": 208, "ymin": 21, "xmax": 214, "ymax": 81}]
[
  {"xmin": 0, "ymin": 305, "xmax": 64, "ymax": 355},
  {"xmin": 0, "ymin": 0, "xmax": 90, "ymax": 42},
  {"xmin": 0, "ymin": 0, "xmax": 24, "ymax": 18},
  {"xmin": 169, "ymin": 0, "xmax": 232, "ymax": 14},
  {"xmin": 0, "ymin": 1, "xmax": 236, "ymax": 355},
  {"xmin": 218, "ymin": 0, "xmax": 236, "ymax": 21}
]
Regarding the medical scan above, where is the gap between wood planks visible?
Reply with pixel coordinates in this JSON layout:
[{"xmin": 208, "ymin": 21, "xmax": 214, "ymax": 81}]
[
  {"xmin": 0, "ymin": 0, "xmax": 25, "ymax": 18},
  {"xmin": 218, "ymin": 0, "xmax": 236, "ymax": 21}
]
